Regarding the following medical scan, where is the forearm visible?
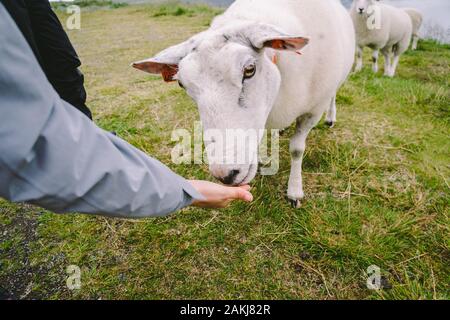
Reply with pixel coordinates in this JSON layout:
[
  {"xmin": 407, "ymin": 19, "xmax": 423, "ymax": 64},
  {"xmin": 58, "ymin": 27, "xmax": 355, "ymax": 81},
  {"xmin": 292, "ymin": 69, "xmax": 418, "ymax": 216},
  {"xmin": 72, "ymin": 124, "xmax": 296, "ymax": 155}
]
[{"xmin": 0, "ymin": 100, "xmax": 202, "ymax": 218}]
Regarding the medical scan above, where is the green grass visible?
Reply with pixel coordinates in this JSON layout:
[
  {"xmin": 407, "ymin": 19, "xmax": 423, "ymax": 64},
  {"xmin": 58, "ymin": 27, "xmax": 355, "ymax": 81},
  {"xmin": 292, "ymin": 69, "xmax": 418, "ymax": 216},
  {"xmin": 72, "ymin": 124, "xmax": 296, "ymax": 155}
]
[
  {"xmin": 151, "ymin": 1, "xmax": 223, "ymax": 18},
  {"xmin": 0, "ymin": 3, "xmax": 449, "ymax": 300},
  {"xmin": 51, "ymin": 1, "xmax": 128, "ymax": 10}
]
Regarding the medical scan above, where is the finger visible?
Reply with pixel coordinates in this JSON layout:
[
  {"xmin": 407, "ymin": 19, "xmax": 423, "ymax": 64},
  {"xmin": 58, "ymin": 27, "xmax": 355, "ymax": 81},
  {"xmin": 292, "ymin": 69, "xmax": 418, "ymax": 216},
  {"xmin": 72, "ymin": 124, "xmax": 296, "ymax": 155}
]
[
  {"xmin": 238, "ymin": 185, "xmax": 251, "ymax": 192},
  {"xmin": 230, "ymin": 188, "xmax": 253, "ymax": 202}
]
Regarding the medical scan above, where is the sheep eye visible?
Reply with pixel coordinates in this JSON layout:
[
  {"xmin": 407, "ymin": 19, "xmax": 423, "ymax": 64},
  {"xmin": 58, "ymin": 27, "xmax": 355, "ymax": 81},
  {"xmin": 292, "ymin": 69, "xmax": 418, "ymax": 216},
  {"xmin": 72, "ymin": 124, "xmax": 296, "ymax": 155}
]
[
  {"xmin": 178, "ymin": 81, "xmax": 185, "ymax": 89},
  {"xmin": 243, "ymin": 64, "xmax": 256, "ymax": 80}
]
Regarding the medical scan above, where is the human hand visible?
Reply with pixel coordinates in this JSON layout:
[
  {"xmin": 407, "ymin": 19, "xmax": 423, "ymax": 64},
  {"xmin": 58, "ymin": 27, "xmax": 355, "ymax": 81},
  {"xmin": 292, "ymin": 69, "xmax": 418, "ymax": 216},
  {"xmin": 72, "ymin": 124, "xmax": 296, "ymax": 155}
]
[{"xmin": 189, "ymin": 180, "xmax": 253, "ymax": 209}]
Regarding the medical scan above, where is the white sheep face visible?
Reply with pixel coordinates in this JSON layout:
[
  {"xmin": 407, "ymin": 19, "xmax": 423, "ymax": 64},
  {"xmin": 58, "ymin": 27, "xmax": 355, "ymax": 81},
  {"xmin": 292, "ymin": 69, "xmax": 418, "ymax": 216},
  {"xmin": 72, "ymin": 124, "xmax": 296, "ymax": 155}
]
[
  {"xmin": 133, "ymin": 23, "xmax": 308, "ymax": 185},
  {"xmin": 353, "ymin": 0, "xmax": 379, "ymax": 15},
  {"xmin": 178, "ymin": 38, "xmax": 279, "ymax": 185}
]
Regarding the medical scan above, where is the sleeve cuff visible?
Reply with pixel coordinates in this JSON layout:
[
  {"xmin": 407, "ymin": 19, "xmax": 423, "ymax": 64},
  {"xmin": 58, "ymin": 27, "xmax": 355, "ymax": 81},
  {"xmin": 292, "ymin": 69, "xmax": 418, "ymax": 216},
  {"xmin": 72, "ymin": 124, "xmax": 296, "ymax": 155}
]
[{"xmin": 180, "ymin": 179, "xmax": 206, "ymax": 206}]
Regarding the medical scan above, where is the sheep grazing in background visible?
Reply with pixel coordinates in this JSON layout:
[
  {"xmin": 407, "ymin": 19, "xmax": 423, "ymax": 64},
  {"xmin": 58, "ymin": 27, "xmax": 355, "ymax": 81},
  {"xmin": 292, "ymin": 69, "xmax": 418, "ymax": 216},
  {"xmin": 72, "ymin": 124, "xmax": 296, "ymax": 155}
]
[
  {"xmin": 403, "ymin": 8, "xmax": 423, "ymax": 50},
  {"xmin": 350, "ymin": 0, "xmax": 412, "ymax": 77},
  {"xmin": 133, "ymin": 0, "xmax": 355, "ymax": 207}
]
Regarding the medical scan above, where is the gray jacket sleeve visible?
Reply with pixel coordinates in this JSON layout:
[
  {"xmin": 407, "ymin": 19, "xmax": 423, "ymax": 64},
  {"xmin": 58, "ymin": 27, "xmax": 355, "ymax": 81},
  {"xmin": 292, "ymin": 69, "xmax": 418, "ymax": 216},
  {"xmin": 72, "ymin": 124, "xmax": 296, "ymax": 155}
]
[{"xmin": 0, "ymin": 4, "xmax": 204, "ymax": 218}]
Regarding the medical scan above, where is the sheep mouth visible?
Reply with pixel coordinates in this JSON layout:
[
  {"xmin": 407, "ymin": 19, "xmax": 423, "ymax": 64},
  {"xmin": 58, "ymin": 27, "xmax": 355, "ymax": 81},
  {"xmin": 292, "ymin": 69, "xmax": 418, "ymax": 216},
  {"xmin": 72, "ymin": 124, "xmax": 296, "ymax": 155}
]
[{"xmin": 234, "ymin": 164, "xmax": 257, "ymax": 186}]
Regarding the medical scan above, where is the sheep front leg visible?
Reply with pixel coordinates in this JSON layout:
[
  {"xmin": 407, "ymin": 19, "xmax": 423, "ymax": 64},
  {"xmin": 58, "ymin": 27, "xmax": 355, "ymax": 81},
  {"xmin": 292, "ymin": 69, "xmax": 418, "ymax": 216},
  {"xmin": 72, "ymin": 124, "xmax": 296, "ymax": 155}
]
[
  {"xmin": 355, "ymin": 46, "xmax": 363, "ymax": 72},
  {"xmin": 325, "ymin": 96, "xmax": 336, "ymax": 128},
  {"xmin": 287, "ymin": 113, "xmax": 321, "ymax": 208},
  {"xmin": 372, "ymin": 50, "xmax": 379, "ymax": 73}
]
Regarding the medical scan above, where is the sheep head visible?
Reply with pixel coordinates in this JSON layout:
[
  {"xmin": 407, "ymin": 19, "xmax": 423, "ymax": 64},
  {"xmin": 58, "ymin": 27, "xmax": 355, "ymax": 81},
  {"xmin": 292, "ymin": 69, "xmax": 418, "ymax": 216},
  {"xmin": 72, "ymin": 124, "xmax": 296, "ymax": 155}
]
[
  {"xmin": 133, "ymin": 22, "xmax": 308, "ymax": 186},
  {"xmin": 352, "ymin": 0, "xmax": 380, "ymax": 15}
]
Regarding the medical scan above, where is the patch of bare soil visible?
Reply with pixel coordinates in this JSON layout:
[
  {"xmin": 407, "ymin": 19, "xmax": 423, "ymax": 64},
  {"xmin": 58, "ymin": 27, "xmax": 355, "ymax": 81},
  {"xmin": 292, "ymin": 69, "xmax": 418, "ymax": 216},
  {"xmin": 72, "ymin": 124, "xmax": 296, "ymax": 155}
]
[{"xmin": 0, "ymin": 205, "xmax": 68, "ymax": 300}]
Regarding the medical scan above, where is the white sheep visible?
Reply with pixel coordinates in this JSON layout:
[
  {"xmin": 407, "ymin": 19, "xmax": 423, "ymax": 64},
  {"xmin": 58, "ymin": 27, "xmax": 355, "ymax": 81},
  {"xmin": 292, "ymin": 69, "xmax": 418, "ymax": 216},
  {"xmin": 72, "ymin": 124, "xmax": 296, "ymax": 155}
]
[
  {"xmin": 403, "ymin": 8, "xmax": 423, "ymax": 50},
  {"xmin": 351, "ymin": 0, "xmax": 412, "ymax": 77},
  {"xmin": 133, "ymin": 0, "xmax": 355, "ymax": 207}
]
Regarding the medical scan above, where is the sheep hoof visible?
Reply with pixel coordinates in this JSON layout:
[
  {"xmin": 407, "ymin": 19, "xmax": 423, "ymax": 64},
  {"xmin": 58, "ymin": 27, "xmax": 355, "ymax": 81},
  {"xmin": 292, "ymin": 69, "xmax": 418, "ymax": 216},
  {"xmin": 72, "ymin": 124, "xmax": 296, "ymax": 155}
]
[
  {"xmin": 288, "ymin": 198, "xmax": 302, "ymax": 209},
  {"xmin": 325, "ymin": 121, "xmax": 335, "ymax": 128}
]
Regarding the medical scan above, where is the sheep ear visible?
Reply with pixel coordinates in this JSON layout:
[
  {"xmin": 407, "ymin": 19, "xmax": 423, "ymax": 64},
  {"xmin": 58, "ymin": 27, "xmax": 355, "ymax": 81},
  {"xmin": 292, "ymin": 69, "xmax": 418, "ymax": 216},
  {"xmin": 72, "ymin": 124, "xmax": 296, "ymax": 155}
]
[
  {"xmin": 263, "ymin": 37, "xmax": 309, "ymax": 51},
  {"xmin": 132, "ymin": 59, "xmax": 178, "ymax": 82},
  {"xmin": 132, "ymin": 39, "xmax": 197, "ymax": 82},
  {"xmin": 245, "ymin": 24, "xmax": 309, "ymax": 51}
]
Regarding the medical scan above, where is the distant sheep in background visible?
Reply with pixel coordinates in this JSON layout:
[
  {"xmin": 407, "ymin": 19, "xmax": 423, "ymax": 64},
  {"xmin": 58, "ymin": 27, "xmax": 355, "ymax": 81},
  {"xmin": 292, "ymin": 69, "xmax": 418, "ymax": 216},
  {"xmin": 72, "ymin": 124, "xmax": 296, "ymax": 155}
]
[
  {"xmin": 350, "ymin": 0, "xmax": 412, "ymax": 77},
  {"xmin": 403, "ymin": 8, "xmax": 423, "ymax": 50}
]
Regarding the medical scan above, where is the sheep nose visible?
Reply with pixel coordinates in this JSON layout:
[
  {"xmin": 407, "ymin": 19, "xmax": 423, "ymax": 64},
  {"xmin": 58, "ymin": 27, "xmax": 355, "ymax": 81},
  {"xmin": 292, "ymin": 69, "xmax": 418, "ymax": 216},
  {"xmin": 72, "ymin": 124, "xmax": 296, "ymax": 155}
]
[
  {"xmin": 359, "ymin": 8, "xmax": 364, "ymax": 13},
  {"xmin": 218, "ymin": 169, "xmax": 240, "ymax": 185}
]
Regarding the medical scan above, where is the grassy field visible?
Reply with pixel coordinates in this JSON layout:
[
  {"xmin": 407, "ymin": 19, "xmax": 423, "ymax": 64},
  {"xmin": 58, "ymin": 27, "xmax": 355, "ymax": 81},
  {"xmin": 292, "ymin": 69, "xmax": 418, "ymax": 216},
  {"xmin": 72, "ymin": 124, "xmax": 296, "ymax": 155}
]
[{"xmin": 0, "ymin": 3, "xmax": 449, "ymax": 300}]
